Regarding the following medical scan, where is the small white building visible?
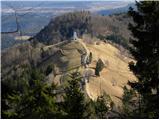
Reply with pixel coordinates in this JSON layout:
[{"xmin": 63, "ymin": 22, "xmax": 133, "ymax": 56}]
[{"xmin": 73, "ymin": 31, "xmax": 78, "ymax": 40}]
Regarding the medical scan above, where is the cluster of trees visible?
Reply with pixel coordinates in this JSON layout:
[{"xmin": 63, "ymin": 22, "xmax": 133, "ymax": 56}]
[
  {"xmin": 32, "ymin": 11, "xmax": 132, "ymax": 48},
  {"xmin": 33, "ymin": 11, "xmax": 91, "ymax": 45},
  {"xmin": 2, "ymin": 65, "xmax": 113, "ymax": 119},
  {"xmin": 123, "ymin": 1, "xmax": 159, "ymax": 118},
  {"xmin": 106, "ymin": 34, "xmax": 129, "ymax": 49},
  {"xmin": 94, "ymin": 1, "xmax": 159, "ymax": 118}
]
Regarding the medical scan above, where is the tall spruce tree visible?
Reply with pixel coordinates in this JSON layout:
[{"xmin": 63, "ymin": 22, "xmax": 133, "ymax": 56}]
[
  {"xmin": 128, "ymin": 1, "xmax": 159, "ymax": 118},
  {"xmin": 2, "ymin": 68, "xmax": 62, "ymax": 119},
  {"xmin": 94, "ymin": 95, "xmax": 109, "ymax": 118},
  {"xmin": 63, "ymin": 72, "xmax": 87, "ymax": 118}
]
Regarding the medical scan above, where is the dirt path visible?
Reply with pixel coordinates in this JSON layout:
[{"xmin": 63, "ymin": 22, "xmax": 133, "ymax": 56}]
[
  {"xmin": 77, "ymin": 39, "xmax": 90, "ymax": 55},
  {"xmin": 84, "ymin": 41, "xmax": 137, "ymax": 108}
]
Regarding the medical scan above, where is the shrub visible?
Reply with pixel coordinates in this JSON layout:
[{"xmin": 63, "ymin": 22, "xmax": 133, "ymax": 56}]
[
  {"xmin": 46, "ymin": 64, "xmax": 53, "ymax": 76},
  {"xmin": 95, "ymin": 59, "xmax": 104, "ymax": 76}
]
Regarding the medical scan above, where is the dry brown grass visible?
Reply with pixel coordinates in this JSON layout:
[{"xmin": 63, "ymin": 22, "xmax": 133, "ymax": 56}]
[
  {"xmin": 45, "ymin": 39, "xmax": 137, "ymax": 110},
  {"xmin": 84, "ymin": 41, "xmax": 137, "ymax": 108}
]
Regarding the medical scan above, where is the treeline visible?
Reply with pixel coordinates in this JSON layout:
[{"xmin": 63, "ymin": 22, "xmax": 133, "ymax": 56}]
[
  {"xmin": 31, "ymin": 11, "xmax": 133, "ymax": 49},
  {"xmin": 32, "ymin": 11, "xmax": 91, "ymax": 45},
  {"xmin": 2, "ymin": 65, "xmax": 113, "ymax": 119},
  {"xmin": 126, "ymin": 1, "xmax": 159, "ymax": 118}
]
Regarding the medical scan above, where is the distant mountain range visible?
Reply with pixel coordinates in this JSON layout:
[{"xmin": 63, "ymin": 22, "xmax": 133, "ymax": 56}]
[
  {"xmin": 97, "ymin": 3, "xmax": 136, "ymax": 15},
  {"xmin": 2, "ymin": 1, "xmax": 134, "ymax": 13}
]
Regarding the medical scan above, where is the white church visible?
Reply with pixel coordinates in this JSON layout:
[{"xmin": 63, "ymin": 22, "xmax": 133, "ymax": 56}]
[{"xmin": 73, "ymin": 31, "xmax": 78, "ymax": 40}]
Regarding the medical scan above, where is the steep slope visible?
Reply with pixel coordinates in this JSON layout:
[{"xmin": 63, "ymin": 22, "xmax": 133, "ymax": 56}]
[
  {"xmin": 38, "ymin": 38, "xmax": 137, "ymax": 107},
  {"xmin": 78, "ymin": 39, "xmax": 137, "ymax": 108},
  {"xmin": 2, "ymin": 35, "xmax": 137, "ymax": 112}
]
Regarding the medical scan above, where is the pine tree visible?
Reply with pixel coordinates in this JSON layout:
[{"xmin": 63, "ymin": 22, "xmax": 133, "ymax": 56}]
[
  {"xmin": 2, "ymin": 68, "xmax": 62, "ymax": 119},
  {"xmin": 63, "ymin": 72, "xmax": 87, "ymax": 118},
  {"xmin": 121, "ymin": 86, "xmax": 138, "ymax": 118},
  {"xmin": 95, "ymin": 59, "xmax": 104, "ymax": 76},
  {"xmin": 128, "ymin": 1, "xmax": 159, "ymax": 118},
  {"xmin": 95, "ymin": 96, "xmax": 109, "ymax": 119}
]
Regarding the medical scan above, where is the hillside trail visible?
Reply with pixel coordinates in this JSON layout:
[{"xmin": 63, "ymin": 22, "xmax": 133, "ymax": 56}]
[
  {"xmin": 77, "ymin": 38, "xmax": 90, "ymax": 55},
  {"xmin": 43, "ymin": 39, "xmax": 136, "ymax": 110},
  {"xmin": 43, "ymin": 41, "xmax": 67, "ymax": 50},
  {"xmin": 82, "ymin": 41, "xmax": 137, "ymax": 109}
]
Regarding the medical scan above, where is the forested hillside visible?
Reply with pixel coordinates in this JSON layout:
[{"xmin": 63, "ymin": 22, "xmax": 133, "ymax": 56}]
[{"xmin": 32, "ymin": 11, "xmax": 133, "ymax": 49}]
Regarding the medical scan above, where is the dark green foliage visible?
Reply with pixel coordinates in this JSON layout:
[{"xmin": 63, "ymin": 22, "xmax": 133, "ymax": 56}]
[
  {"xmin": 84, "ymin": 95, "xmax": 112, "ymax": 119},
  {"xmin": 95, "ymin": 68, "xmax": 100, "ymax": 76},
  {"xmin": 32, "ymin": 11, "xmax": 132, "ymax": 47},
  {"xmin": 95, "ymin": 59, "xmax": 104, "ymax": 76},
  {"xmin": 2, "ymin": 66, "xmax": 113, "ymax": 119},
  {"xmin": 2, "ymin": 66, "xmax": 31, "ymax": 118},
  {"xmin": 128, "ymin": 1, "xmax": 159, "ymax": 118},
  {"xmin": 106, "ymin": 34, "xmax": 129, "ymax": 49},
  {"xmin": 83, "ymin": 100, "xmax": 97, "ymax": 118},
  {"xmin": 86, "ymin": 52, "xmax": 93, "ymax": 65},
  {"xmin": 62, "ymin": 72, "xmax": 113, "ymax": 119},
  {"xmin": 97, "ymin": 34, "xmax": 106, "ymax": 40},
  {"xmin": 35, "ymin": 11, "xmax": 91, "ymax": 45},
  {"xmin": 63, "ymin": 72, "xmax": 87, "ymax": 118},
  {"xmin": 88, "ymin": 52, "xmax": 92, "ymax": 64},
  {"xmin": 3, "ymin": 81, "xmax": 58, "ymax": 119},
  {"xmin": 40, "ymin": 47, "xmax": 46, "ymax": 58},
  {"xmin": 45, "ymin": 64, "xmax": 53, "ymax": 76},
  {"xmin": 122, "ymin": 86, "xmax": 135, "ymax": 107},
  {"xmin": 94, "ymin": 96, "xmax": 109, "ymax": 118},
  {"xmin": 121, "ymin": 86, "xmax": 137, "ymax": 118},
  {"xmin": 97, "ymin": 34, "xmax": 129, "ymax": 49},
  {"xmin": 2, "ymin": 67, "xmax": 62, "ymax": 119}
]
